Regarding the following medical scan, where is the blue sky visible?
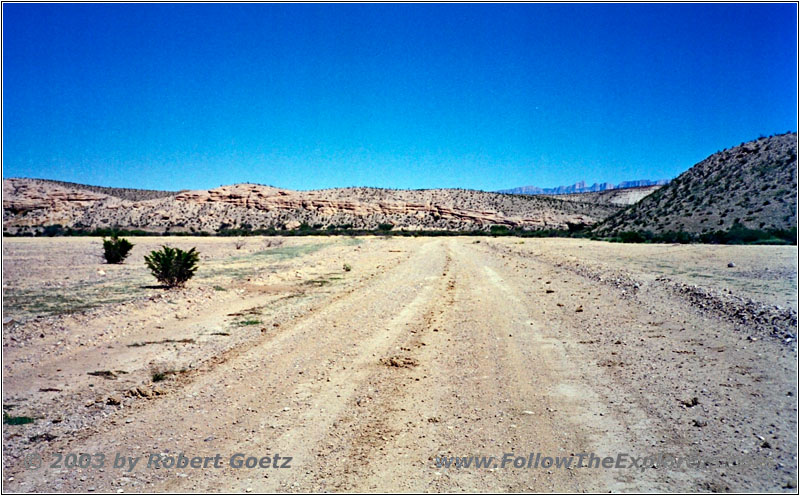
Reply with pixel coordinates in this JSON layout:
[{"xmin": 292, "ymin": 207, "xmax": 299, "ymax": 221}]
[{"xmin": 3, "ymin": 3, "xmax": 797, "ymax": 191}]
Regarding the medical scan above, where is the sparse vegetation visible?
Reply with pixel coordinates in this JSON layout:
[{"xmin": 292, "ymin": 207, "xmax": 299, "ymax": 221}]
[
  {"xmin": 87, "ymin": 370, "xmax": 127, "ymax": 380},
  {"xmin": 43, "ymin": 224, "xmax": 64, "ymax": 237},
  {"xmin": 9, "ymin": 225, "xmax": 603, "ymax": 239},
  {"xmin": 233, "ymin": 319, "xmax": 262, "ymax": 327},
  {"xmin": 3, "ymin": 412, "xmax": 35, "ymax": 425},
  {"xmin": 150, "ymin": 365, "xmax": 187, "ymax": 383},
  {"xmin": 262, "ymin": 238, "xmax": 284, "ymax": 249},
  {"xmin": 144, "ymin": 246, "xmax": 200, "ymax": 287},
  {"xmin": 1, "ymin": 231, "xmax": 796, "ymax": 493},
  {"xmin": 128, "ymin": 338, "xmax": 195, "ymax": 347},
  {"xmin": 490, "ymin": 225, "xmax": 511, "ymax": 235},
  {"xmin": 343, "ymin": 263, "xmax": 352, "ymax": 272},
  {"xmin": 603, "ymin": 225, "xmax": 796, "ymax": 245},
  {"xmin": 102, "ymin": 235, "xmax": 134, "ymax": 264}
]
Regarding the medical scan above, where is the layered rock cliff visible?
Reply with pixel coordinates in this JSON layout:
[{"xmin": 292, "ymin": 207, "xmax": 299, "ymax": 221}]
[{"xmin": 3, "ymin": 179, "xmax": 619, "ymax": 234}]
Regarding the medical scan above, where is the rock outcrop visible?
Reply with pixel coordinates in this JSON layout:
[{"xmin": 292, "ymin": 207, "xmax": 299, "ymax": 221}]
[{"xmin": 3, "ymin": 179, "xmax": 620, "ymax": 234}]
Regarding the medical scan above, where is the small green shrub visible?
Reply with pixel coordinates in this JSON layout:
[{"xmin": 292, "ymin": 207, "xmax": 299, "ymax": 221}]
[
  {"xmin": 144, "ymin": 246, "xmax": 200, "ymax": 288},
  {"xmin": 343, "ymin": 263, "xmax": 352, "ymax": 272},
  {"xmin": 150, "ymin": 366, "xmax": 186, "ymax": 382},
  {"xmin": 489, "ymin": 225, "xmax": 510, "ymax": 235},
  {"xmin": 618, "ymin": 231, "xmax": 649, "ymax": 243},
  {"xmin": 3, "ymin": 412, "xmax": 34, "ymax": 425},
  {"xmin": 42, "ymin": 224, "xmax": 64, "ymax": 237},
  {"xmin": 233, "ymin": 319, "xmax": 262, "ymax": 327},
  {"xmin": 103, "ymin": 236, "xmax": 134, "ymax": 264}
]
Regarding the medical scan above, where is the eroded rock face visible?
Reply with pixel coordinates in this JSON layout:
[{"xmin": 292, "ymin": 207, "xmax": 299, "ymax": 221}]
[
  {"xmin": 3, "ymin": 179, "xmax": 618, "ymax": 233},
  {"xmin": 4, "ymin": 179, "xmax": 110, "ymax": 212}
]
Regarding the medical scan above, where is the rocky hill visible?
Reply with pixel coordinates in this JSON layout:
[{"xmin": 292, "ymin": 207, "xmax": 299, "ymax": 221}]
[
  {"xmin": 595, "ymin": 133, "xmax": 797, "ymax": 235},
  {"xmin": 32, "ymin": 179, "xmax": 181, "ymax": 201},
  {"xmin": 3, "ymin": 179, "xmax": 621, "ymax": 234}
]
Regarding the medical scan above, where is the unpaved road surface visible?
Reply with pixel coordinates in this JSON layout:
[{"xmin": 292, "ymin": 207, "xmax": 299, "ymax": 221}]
[{"xmin": 3, "ymin": 237, "xmax": 797, "ymax": 492}]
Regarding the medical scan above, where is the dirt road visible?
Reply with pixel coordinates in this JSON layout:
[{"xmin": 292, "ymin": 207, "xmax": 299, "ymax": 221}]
[{"xmin": 2, "ymin": 237, "xmax": 797, "ymax": 492}]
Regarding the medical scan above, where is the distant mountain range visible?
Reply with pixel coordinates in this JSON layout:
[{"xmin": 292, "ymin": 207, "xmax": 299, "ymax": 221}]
[{"xmin": 498, "ymin": 179, "xmax": 670, "ymax": 196}]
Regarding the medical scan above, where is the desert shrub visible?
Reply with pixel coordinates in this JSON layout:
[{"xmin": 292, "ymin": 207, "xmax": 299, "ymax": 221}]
[
  {"xmin": 103, "ymin": 236, "xmax": 134, "ymax": 264},
  {"xmin": 3, "ymin": 412, "xmax": 34, "ymax": 425},
  {"xmin": 42, "ymin": 224, "xmax": 64, "ymax": 237},
  {"xmin": 144, "ymin": 246, "xmax": 200, "ymax": 287},
  {"xmin": 262, "ymin": 238, "xmax": 284, "ymax": 249},
  {"xmin": 617, "ymin": 231, "xmax": 648, "ymax": 243},
  {"xmin": 489, "ymin": 225, "xmax": 510, "ymax": 235},
  {"xmin": 772, "ymin": 227, "xmax": 797, "ymax": 244},
  {"xmin": 652, "ymin": 231, "xmax": 694, "ymax": 244},
  {"xmin": 699, "ymin": 225, "xmax": 797, "ymax": 245},
  {"xmin": 149, "ymin": 363, "xmax": 186, "ymax": 382},
  {"xmin": 378, "ymin": 223, "xmax": 394, "ymax": 231},
  {"xmin": 343, "ymin": 263, "xmax": 352, "ymax": 272}
]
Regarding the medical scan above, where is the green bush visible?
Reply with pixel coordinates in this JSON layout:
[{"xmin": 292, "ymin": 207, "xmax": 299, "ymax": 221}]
[
  {"xmin": 489, "ymin": 225, "xmax": 510, "ymax": 235},
  {"xmin": 144, "ymin": 246, "xmax": 200, "ymax": 287},
  {"xmin": 605, "ymin": 225, "xmax": 797, "ymax": 246},
  {"xmin": 699, "ymin": 224, "xmax": 796, "ymax": 245},
  {"xmin": 103, "ymin": 236, "xmax": 134, "ymax": 264},
  {"xmin": 618, "ymin": 231, "xmax": 649, "ymax": 243},
  {"xmin": 42, "ymin": 224, "xmax": 64, "ymax": 237},
  {"xmin": 3, "ymin": 412, "xmax": 34, "ymax": 425},
  {"xmin": 652, "ymin": 231, "xmax": 694, "ymax": 244}
]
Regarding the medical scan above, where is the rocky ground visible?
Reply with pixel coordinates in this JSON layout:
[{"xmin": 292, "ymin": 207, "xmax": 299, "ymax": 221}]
[{"xmin": 2, "ymin": 236, "xmax": 797, "ymax": 492}]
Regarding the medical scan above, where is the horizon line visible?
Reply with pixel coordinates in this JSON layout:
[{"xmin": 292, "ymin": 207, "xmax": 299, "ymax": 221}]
[{"xmin": 4, "ymin": 176, "xmax": 674, "ymax": 194}]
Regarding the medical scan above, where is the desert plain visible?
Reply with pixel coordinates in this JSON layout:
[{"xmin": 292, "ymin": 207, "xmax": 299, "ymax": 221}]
[{"xmin": 1, "ymin": 235, "xmax": 797, "ymax": 492}]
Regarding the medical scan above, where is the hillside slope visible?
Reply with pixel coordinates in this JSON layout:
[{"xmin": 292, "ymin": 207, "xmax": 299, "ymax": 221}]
[
  {"xmin": 541, "ymin": 185, "xmax": 663, "ymax": 206},
  {"xmin": 3, "ymin": 179, "xmax": 621, "ymax": 234},
  {"xmin": 30, "ymin": 179, "xmax": 180, "ymax": 201},
  {"xmin": 596, "ymin": 133, "xmax": 797, "ymax": 235}
]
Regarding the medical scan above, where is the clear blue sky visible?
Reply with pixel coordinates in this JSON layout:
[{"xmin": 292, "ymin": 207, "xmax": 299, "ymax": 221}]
[{"xmin": 3, "ymin": 3, "xmax": 797, "ymax": 191}]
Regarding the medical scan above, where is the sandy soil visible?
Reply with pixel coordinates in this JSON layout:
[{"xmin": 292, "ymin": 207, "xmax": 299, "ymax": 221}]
[{"xmin": 2, "ymin": 236, "xmax": 797, "ymax": 492}]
